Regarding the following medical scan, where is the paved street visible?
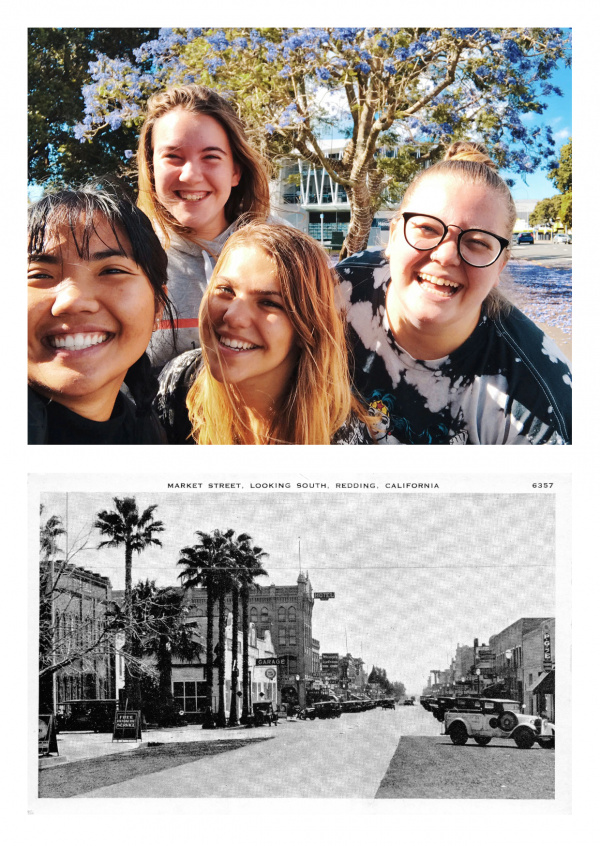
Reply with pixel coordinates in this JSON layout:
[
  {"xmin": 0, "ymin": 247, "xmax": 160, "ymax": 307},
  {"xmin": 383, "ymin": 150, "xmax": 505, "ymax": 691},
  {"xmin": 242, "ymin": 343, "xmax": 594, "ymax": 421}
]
[
  {"xmin": 40, "ymin": 705, "xmax": 556, "ymax": 801},
  {"xmin": 60, "ymin": 706, "xmax": 437, "ymax": 799},
  {"xmin": 509, "ymin": 241, "xmax": 571, "ymax": 266},
  {"xmin": 39, "ymin": 706, "xmax": 457, "ymax": 799}
]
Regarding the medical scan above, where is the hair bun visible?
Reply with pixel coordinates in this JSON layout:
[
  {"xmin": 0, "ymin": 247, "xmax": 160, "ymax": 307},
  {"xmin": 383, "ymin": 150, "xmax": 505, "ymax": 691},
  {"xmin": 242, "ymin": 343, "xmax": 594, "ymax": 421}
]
[{"xmin": 443, "ymin": 141, "xmax": 497, "ymax": 171}]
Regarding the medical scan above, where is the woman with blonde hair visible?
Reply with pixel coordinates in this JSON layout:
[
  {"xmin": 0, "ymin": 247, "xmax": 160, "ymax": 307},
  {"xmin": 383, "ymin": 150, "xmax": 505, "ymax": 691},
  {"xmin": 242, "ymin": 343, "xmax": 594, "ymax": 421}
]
[
  {"xmin": 337, "ymin": 141, "xmax": 572, "ymax": 444},
  {"xmin": 155, "ymin": 222, "xmax": 372, "ymax": 444},
  {"xmin": 136, "ymin": 84, "xmax": 271, "ymax": 368}
]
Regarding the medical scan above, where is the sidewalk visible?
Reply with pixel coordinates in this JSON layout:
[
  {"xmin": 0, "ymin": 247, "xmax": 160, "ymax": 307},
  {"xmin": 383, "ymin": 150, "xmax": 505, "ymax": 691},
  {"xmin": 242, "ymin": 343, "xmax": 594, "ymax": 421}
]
[{"xmin": 39, "ymin": 722, "xmax": 280, "ymax": 769}]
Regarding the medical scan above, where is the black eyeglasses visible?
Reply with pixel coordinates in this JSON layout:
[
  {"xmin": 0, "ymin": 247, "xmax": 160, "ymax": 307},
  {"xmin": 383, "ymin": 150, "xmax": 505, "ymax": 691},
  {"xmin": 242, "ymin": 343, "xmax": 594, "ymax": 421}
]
[{"xmin": 402, "ymin": 212, "xmax": 509, "ymax": 268}]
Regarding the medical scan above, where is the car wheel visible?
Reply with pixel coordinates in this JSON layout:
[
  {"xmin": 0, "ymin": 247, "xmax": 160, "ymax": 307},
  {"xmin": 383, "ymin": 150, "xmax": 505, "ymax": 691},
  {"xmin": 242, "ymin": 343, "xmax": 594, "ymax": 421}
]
[
  {"xmin": 474, "ymin": 736, "xmax": 491, "ymax": 746},
  {"xmin": 499, "ymin": 711, "xmax": 518, "ymax": 732},
  {"xmin": 449, "ymin": 723, "xmax": 468, "ymax": 746},
  {"xmin": 514, "ymin": 728, "xmax": 535, "ymax": 749},
  {"xmin": 537, "ymin": 736, "xmax": 555, "ymax": 749}
]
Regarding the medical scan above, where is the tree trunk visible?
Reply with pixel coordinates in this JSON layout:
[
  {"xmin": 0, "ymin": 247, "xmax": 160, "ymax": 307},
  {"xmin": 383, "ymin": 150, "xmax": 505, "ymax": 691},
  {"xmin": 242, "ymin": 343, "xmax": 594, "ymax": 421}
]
[
  {"xmin": 39, "ymin": 562, "xmax": 55, "ymax": 713},
  {"xmin": 338, "ymin": 174, "xmax": 379, "ymax": 261},
  {"xmin": 205, "ymin": 576, "xmax": 214, "ymax": 716},
  {"xmin": 216, "ymin": 591, "xmax": 227, "ymax": 727},
  {"xmin": 123, "ymin": 543, "xmax": 135, "ymax": 705},
  {"xmin": 241, "ymin": 585, "xmax": 250, "ymax": 722},
  {"xmin": 229, "ymin": 585, "xmax": 240, "ymax": 726}
]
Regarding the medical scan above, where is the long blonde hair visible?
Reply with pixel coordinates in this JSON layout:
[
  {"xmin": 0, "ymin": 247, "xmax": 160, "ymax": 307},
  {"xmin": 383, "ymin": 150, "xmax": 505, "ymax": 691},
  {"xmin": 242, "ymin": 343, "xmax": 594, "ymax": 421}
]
[
  {"xmin": 186, "ymin": 223, "xmax": 365, "ymax": 444},
  {"xmin": 137, "ymin": 85, "xmax": 270, "ymax": 247}
]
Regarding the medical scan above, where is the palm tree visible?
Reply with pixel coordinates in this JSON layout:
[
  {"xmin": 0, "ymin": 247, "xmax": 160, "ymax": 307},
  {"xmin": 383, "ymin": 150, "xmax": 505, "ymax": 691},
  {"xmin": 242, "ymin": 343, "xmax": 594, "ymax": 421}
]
[
  {"xmin": 94, "ymin": 497, "xmax": 164, "ymax": 708},
  {"xmin": 227, "ymin": 533, "xmax": 251, "ymax": 727},
  {"xmin": 179, "ymin": 529, "xmax": 236, "ymax": 727},
  {"xmin": 129, "ymin": 580, "xmax": 201, "ymax": 724},
  {"xmin": 237, "ymin": 539, "xmax": 268, "ymax": 723}
]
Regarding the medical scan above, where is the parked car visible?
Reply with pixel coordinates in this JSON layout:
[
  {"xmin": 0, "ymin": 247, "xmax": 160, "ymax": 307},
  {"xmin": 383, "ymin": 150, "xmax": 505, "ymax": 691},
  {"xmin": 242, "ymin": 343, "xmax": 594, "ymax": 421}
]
[
  {"xmin": 444, "ymin": 698, "xmax": 554, "ymax": 749},
  {"xmin": 302, "ymin": 701, "xmax": 342, "ymax": 719},
  {"xmin": 517, "ymin": 232, "xmax": 534, "ymax": 245},
  {"xmin": 380, "ymin": 698, "xmax": 396, "ymax": 709},
  {"xmin": 56, "ymin": 699, "xmax": 118, "ymax": 733},
  {"xmin": 553, "ymin": 233, "xmax": 571, "ymax": 244},
  {"xmin": 431, "ymin": 695, "xmax": 457, "ymax": 722},
  {"xmin": 251, "ymin": 701, "xmax": 279, "ymax": 726}
]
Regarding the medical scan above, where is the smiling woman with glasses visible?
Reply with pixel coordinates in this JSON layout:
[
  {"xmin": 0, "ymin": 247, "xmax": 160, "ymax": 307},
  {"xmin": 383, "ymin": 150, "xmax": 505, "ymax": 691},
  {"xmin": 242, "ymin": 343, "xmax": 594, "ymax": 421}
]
[{"xmin": 336, "ymin": 141, "xmax": 572, "ymax": 445}]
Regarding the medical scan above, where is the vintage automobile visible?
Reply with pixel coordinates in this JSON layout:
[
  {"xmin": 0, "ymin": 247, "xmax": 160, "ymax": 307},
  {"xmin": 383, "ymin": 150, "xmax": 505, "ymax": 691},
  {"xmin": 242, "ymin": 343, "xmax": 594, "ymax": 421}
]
[
  {"xmin": 402, "ymin": 697, "xmax": 415, "ymax": 706},
  {"xmin": 311, "ymin": 701, "xmax": 342, "ymax": 719},
  {"xmin": 380, "ymin": 698, "xmax": 396, "ymax": 709},
  {"xmin": 56, "ymin": 699, "xmax": 119, "ymax": 733},
  {"xmin": 444, "ymin": 698, "xmax": 555, "ymax": 749},
  {"xmin": 431, "ymin": 695, "xmax": 457, "ymax": 722},
  {"xmin": 251, "ymin": 701, "xmax": 279, "ymax": 727}
]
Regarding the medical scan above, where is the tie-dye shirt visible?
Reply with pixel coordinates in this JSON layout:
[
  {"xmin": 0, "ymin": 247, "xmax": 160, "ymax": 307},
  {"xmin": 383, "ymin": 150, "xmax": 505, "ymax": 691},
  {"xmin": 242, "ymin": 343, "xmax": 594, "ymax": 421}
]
[{"xmin": 337, "ymin": 250, "xmax": 572, "ymax": 445}]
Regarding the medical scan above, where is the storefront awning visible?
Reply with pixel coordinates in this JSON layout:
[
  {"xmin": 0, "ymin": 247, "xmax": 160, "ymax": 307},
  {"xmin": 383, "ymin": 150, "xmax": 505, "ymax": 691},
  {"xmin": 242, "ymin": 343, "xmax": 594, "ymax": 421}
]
[{"xmin": 528, "ymin": 670, "xmax": 554, "ymax": 694}]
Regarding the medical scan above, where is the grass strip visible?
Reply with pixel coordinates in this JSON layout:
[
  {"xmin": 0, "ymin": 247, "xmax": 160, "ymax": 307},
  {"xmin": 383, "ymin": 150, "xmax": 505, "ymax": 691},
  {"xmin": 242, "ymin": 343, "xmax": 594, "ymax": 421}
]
[{"xmin": 39, "ymin": 738, "xmax": 269, "ymax": 799}]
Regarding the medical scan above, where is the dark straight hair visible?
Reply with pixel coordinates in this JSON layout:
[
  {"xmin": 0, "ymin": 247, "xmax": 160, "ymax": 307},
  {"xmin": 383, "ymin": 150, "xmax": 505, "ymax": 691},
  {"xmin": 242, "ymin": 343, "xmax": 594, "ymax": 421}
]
[{"xmin": 28, "ymin": 184, "xmax": 175, "ymax": 416}]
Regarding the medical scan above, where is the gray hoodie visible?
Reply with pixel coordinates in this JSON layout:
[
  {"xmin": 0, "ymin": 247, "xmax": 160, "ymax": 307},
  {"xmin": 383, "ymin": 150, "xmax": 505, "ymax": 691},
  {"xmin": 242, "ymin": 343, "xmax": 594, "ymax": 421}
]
[{"xmin": 147, "ymin": 223, "xmax": 237, "ymax": 369}]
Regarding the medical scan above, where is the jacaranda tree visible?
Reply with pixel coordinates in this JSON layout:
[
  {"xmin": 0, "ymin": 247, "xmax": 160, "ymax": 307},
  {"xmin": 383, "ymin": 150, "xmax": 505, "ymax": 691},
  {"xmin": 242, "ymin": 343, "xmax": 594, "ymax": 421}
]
[{"xmin": 74, "ymin": 27, "xmax": 570, "ymax": 257}]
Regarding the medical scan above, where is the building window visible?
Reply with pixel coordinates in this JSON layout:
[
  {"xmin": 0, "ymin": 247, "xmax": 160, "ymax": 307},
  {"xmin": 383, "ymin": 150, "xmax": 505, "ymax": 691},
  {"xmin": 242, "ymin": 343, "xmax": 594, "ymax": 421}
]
[
  {"xmin": 278, "ymin": 606, "xmax": 286, "ymax": 622},
  {"xmin": 173, "ymin": 680, "xmax": 207, "ymax": 714},
  {"xmin": 250, "ymin": 607, "xmax": 258, "ymax": 624},
  {"xmin": 261, "ymin": 607, "xmax": 269, "ymax": 624},
  {"xmin": 288, "ymin": 606, "xmax": 296, "ymax": 622},
  {"xmin": 279, "ymin": 627, "xmax": 286, "ymax": 646},
  {"xmin": 289, "ymin": 628, "xmax": 297, "ymax": 646}
]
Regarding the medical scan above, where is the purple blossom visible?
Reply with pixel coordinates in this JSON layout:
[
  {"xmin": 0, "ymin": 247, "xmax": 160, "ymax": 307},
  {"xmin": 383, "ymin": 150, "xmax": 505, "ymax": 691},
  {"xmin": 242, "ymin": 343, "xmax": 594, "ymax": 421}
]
[
  {"xmin": 316, "ymin": 67, "xmax": 332, "ymax": 81},
  {"xmin": 124, "ymin": 149, "xmax": 134, "ymax": 159},
  {"xmin": 266, "ymin": 44, "xmax": 279, "ymax": 63},
  {"xmin": 331, "ymin": 28, "xmax": 359, "ymax": 42},
  {"xmin": 206, "ymin": 31, "xmax": 230, "ymax": 52},
  {"xmin": 355, "ymin": 61, "xmax": 371, "ymax": 75},
  {"xmin": 279, "ymin": 65, "xmax": 292, "ymax": 78},
  {"xmin": 383, "ymin": 60, "xmax": 397, "ymax": 75},
  {"xmin": 204, "ymin": 56, "xmax": 225, "ymax": 75}
]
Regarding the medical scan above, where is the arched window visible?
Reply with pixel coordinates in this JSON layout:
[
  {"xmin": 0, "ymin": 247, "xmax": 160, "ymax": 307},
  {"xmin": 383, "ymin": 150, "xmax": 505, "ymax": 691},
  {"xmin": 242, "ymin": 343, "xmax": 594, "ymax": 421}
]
[
  {"xmin": 261, "ymin": 607, "xmax": 269, "ymax": 624},
  {"xmin": 278, "ymin": 606, "xmax": 286, "ymax": 622},
  {"xmin": 250, "ymin": 607, "xmax": 258, "ymax": 624},
  {"xmin": 288, "ymin": 606, "xmax": 296, "ymax": 622}
]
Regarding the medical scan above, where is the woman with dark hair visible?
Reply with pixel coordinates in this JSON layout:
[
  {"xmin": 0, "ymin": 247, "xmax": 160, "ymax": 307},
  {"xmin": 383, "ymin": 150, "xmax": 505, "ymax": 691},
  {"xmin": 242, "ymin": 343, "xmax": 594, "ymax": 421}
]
[
  {"xmin": 28, "ymin": 186, "xmax": 174, "ymax": 444},
  {"xmin": 136, "ymin": 85, "xmax": 272, "ymax": 369},
  {"xmin": 337, "ymin": 141, "xmax": 572, "ymax": 445}
]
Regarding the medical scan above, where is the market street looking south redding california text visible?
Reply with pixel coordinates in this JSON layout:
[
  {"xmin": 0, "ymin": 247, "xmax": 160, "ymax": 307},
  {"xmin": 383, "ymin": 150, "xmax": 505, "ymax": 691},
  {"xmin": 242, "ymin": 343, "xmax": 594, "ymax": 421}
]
[{"xmin": 37, "ymin": 487, "xmax": 559, "ymax": 801}]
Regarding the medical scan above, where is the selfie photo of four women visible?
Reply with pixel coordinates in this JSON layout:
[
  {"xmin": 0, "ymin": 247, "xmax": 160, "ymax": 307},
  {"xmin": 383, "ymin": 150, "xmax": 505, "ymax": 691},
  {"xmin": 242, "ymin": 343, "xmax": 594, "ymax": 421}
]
[{"xmin": 27, "ymin": 84, "xmax": 572, "ymax": 446}]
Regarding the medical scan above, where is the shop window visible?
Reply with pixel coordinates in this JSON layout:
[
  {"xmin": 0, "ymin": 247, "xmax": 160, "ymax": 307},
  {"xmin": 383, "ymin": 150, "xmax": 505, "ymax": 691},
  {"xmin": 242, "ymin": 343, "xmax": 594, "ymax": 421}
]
[{"xmin": 172, "ymin": 680, "xmax": 208, "ymax": 714}]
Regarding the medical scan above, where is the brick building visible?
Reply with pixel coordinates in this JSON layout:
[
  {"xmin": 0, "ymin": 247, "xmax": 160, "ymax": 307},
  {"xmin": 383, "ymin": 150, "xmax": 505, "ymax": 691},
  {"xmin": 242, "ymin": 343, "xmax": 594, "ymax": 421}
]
[
  {"xmin": 47, "ymin": 565, "xmax": 115, "ymax": 710},
  {"xmin": 489, "ymin": 618, "xmax": 549, "ymax": 703},
  {"xmin": 182, "ymin": 571, "xmax": 317, "ymax": 709}
]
